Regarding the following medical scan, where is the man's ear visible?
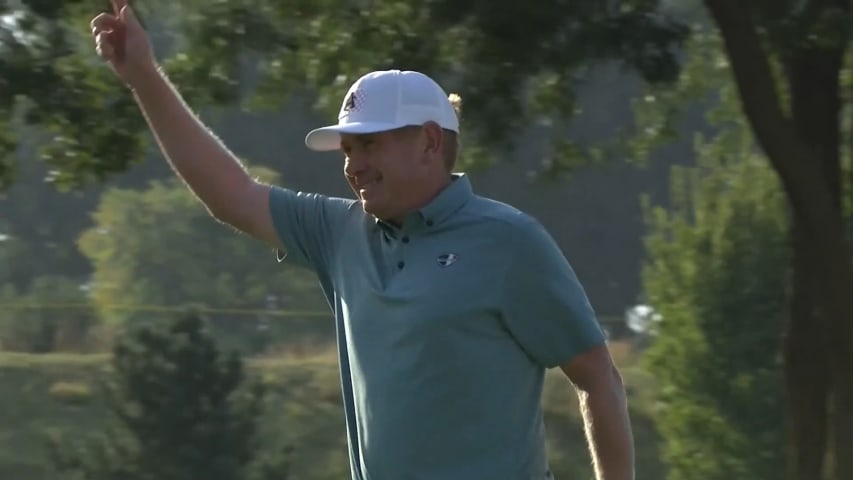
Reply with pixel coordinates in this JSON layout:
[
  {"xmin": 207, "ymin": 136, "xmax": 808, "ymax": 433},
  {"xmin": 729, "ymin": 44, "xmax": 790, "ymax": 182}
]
[{"xmin": 422, "ymin": 121, "xmax": 443, "ymax": 156}]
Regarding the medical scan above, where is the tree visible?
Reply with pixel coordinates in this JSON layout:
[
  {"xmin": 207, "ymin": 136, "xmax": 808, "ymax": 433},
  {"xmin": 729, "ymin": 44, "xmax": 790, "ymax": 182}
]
[
  {"xmin": 6, "ymin": 1, "xmax": 853, "ymax": 477},
  {"xmin": 631, "ymin": 5, "xmax": 853, "ymax": 477},
  {"xmin": 76, "ymin": 166, "xmax": 330, "ymax": 351},
  {"xmin": 0, "ymin": 0, "xmax": 148, "ymax": 190},
  {"xmin": 697, "ymin": 4, "xmax": 853, "ymax": 478},
  {"xmin": 640, "ymin": 81, "xmax": 790, "ymax": 478},
  {"xmin": 48, "ymin": 311, "xmax": 291, "ymax": 480}
]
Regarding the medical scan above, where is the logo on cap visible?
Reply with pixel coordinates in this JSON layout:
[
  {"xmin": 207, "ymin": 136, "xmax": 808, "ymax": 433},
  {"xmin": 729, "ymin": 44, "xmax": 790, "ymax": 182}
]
[{"xmin": 343, "ymin": 91, "xmax": 357, "ymax": 112}]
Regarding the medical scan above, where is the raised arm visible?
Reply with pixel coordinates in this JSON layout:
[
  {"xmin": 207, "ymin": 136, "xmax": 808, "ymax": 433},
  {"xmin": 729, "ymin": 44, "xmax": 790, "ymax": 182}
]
[
  {"xmin": 127, "ymin": 66, "xmax": 276, "ymax": 243},
  {"xmin": 90, "ymin": 0, "xmax": 278, "ymax": 247}
]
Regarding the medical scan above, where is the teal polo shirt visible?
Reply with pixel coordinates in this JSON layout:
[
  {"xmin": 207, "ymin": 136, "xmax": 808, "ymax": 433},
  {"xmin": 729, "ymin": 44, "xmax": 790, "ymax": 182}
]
[{"xmin": 269, "ymin": 174, "xmax": 606, "ymax": 480}]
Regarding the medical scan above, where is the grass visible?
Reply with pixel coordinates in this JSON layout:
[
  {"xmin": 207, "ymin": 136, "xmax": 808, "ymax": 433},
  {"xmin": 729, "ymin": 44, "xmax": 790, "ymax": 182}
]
[{"xmin": 0, "ymin": 340, "xmax": 664, "ymax": 480}]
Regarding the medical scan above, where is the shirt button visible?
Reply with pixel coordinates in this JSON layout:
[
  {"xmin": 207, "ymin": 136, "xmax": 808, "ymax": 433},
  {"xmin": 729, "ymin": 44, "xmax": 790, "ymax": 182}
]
[
  {"xmin": 397, "ymin": 261, "xmax": 405, "ymax": 270},
  {"xmin": 425, "ymin": 220, "xmax": 434, "ymax": 227},
  {"xmin": 402, "ymin": 236, "xmax": 410, "ymax": 243}
]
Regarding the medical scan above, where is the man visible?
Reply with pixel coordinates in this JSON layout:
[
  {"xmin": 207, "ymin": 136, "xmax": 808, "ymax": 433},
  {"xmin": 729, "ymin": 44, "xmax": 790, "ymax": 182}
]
[{"xmin": 90, "ymin": 2, "xmax": 635, "ymax": 479}]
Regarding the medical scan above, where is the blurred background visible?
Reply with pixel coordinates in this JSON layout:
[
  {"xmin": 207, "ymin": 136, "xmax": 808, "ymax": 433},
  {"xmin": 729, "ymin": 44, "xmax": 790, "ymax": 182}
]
[{"xmin": 1, "ymin": 1, "xmax": 851, "ymax": 479}]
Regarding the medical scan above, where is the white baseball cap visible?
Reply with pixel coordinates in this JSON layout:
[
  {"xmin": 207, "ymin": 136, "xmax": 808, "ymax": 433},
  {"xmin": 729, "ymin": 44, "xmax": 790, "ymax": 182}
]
[{"xmin": 304, "ymin": 69, "xmax": 460, "ymax": 152}]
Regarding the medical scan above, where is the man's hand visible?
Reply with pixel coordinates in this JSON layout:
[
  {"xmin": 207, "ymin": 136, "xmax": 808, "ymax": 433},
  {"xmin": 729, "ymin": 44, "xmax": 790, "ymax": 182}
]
[
  {"xmin": 561, "ymin": 344, "xmax": 635, "ymax": 480},
  {"xmin": 90, "ymin": 0, "xmax": 157, "ymax": 88}
]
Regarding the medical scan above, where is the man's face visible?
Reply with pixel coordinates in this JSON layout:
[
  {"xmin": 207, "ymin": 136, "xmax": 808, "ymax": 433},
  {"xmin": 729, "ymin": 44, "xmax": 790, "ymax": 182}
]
[{"xmin": 341, "ymin": 125, "xmax": 440, "ymax": 223}]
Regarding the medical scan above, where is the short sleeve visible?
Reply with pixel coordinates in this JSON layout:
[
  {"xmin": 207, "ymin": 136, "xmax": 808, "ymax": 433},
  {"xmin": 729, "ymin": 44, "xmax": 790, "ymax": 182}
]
[
  {"xmin": 268, "ymin": 186, "xmax": 356, "ymax": 275},
  {"xmin": 499, "ymin": 218, "xmax": 606, "ymax": 368}
]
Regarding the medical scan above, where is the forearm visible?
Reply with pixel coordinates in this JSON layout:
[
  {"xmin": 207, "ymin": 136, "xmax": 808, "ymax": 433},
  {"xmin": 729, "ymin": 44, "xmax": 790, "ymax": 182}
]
[
  {"xmin": 578, "ymin": 369, "xmax": 635, "ymax": 480},
  {"xmin": 129, "ymin": 63, "xmax": 254, "ymax": 220}
]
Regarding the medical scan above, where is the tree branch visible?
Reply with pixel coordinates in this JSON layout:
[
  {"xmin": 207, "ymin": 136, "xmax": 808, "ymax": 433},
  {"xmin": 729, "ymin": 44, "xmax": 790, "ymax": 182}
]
[
  {"xmin": 702, "ymin": 0, "xmax": 841, "ymax": 242},
  {"xmin": 703, "ymin": 0, "xmax": 853, "ymax": 375},
  {"xmin": 788, "ymin": 2, "xmax": 848, "ymax": 212}
]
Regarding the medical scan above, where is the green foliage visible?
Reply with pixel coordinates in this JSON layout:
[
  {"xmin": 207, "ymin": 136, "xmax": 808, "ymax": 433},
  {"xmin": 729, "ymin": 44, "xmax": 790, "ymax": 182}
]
[
  {"xmin": 76, "ymin": 165, "xmax": 328, "ymax": 333},
  {"xmin": 0, "ymin": 0, "xmax": 690, "ymax": 190},
  {"xmin": 175, "ymin": 0, "xmax": 688, "ymax": 173},
  {"xmin": 641, "ymin": 123, "xmax": 789, "ymax": 479},
  {"xmin": 47, "ymin": 311, "xmax": 292, "ymax": 480},
  {"xmin": 0, "ymin": 0, "xmax": 154, "ymax": 190},
  {"xmin": 624, "ymin": 27, "xmax": 734, "ymax": 165},
  {"xmin": 0, "ymin": 275, "xmax": 96, "ymax": 352},
  {"xmin": 636, "ymin": 23, "xmax": 791, "ymax": 479}
]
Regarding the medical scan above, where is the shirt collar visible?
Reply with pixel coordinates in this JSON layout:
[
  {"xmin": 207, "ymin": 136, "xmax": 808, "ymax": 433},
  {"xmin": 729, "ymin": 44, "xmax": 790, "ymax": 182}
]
[{"xmin": 375, "ymin": 173, "xmax": 473, "ymax": 233}]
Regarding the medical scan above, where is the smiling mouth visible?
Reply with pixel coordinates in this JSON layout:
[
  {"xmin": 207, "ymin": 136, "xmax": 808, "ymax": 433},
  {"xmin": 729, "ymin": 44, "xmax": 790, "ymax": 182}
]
[{"xmin": 357, "ymin": 178, "xmax": 382, "ymax": 194}]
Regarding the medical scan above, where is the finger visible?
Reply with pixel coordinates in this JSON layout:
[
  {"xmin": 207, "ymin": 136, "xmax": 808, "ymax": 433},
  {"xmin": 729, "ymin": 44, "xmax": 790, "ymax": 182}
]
[
  {"xmin": 119, "ymin": 5, "xmax": 135, "ymax": 25},
  {"xmin": 111, "ymin": 14, "xmax": 126, "ymax": 61},
  {"xmin": 94, "ymin": 30, "xmax": 124, "ymax": 58},
  {"xmin": 95, "ymin": 31, "xmax": 112, "ymax": 46},
  {"xmin": 90, "ymin": 13, "xmax": 118, "ymax": 34},
  {"xmin": 111, "ymin": 0, "xmax": 128, "ymax": 15},
  {"xmin": 121, "ymin": 3, "xmax": 146, "ymax": 30},
  {"xmin": 96, "ymin": 40, "xmax": 115, "ymax": 61}
]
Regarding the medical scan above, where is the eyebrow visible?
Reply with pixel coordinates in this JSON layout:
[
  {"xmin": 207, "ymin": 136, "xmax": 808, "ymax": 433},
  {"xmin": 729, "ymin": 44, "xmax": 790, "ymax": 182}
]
[{"xmin": 341, "ymin": 133, "xmax": 377, "ymax": 149}]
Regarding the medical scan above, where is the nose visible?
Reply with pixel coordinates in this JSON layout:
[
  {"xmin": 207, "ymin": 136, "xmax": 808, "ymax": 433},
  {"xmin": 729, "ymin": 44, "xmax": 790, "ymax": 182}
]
[{"xmin": 344, "ymin": 152, "xmax": 366, "ymax": 178}]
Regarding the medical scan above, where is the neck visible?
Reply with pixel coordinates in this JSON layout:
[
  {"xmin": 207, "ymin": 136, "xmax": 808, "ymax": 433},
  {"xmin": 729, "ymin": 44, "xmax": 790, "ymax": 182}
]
[{"xmin": 385, "ymin": 173, "xmax": 453, "ymax": 226}]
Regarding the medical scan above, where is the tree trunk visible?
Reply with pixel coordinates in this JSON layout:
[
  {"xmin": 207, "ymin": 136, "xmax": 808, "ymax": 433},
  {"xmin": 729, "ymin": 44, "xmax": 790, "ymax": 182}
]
[
  {"xmin": 786, "ymin": 15, "xmax": 847, "ymax": 479},
  {"xmin": 703, "ymin": 2, "xmax": 853, "ymax": 479},
  {"xmin": 833, "ymin": 360, "xmax": 853, "ymax": 479},
  {"xmin": 785, "ymin": 223, "xmax": 830, "ymax": 480}
]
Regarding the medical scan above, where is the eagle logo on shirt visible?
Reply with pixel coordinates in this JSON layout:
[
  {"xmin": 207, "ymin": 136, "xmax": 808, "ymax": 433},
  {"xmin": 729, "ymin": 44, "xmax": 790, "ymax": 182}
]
[{"xmin": 436, "ymin": 253, "xmax": 458, "ymax": 267}]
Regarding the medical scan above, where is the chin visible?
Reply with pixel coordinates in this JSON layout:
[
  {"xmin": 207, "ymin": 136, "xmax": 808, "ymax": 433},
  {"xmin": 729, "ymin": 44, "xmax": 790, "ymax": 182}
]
[
  {"xmin": 360, "ymin": 200, "xmax": 393, "ymax": 222},
  {"xmin": 360, "ymin": 199, "xmax": 379, "ymax": 215}
]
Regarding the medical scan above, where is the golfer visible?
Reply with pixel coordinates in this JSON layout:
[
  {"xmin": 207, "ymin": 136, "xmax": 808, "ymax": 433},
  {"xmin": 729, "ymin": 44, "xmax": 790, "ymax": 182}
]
[{"xmin": 90, "ymin": 2, "xmax": 635, "ymax": 479}]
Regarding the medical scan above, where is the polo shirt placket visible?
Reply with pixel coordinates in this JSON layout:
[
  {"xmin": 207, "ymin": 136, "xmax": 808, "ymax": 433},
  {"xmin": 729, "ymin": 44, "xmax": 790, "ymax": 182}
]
[{"xmin": 376, "ymin": 211, "xmax": 438, "ymax": 278}]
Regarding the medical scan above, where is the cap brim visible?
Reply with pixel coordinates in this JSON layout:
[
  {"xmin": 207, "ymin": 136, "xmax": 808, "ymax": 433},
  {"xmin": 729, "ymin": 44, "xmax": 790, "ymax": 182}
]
[{"xmin": 304, "ymin": 122, "xmax": 404, "ymax": 152}]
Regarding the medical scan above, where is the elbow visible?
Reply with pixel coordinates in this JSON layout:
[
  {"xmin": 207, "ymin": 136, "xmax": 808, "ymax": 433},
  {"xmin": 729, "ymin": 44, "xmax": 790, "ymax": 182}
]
[
  {"xmin": 206, "ymin": 201, "xmax": 238, "ymax": 226},
  {"xmin": 562, "ymin": 344, "xmax": 626, "ymax": 397},
  {"xmin": 580, "ymin": 363, "xmax": 627, "ymax": 402},
  {"xmin": 208, "ymin": 203, "xmax": 236, "ymax": 224},
  {"xmin": 604, "ymin": 366, "xmax": 629, "ymax": 409},
  {"xmin": 603, "ymin": 364, "xmax": 626, "ymax": 395},
  {"xmin": 609, "ymin": 363, "xmax": 626, "ymax": 390}
]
